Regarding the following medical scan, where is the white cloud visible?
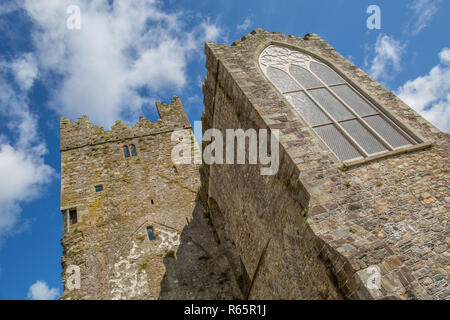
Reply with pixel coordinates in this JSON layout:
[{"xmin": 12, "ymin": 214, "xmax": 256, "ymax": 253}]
[
  {"xmin": 28, "ymin": 280, "xmax": 59, "ymax": 300},
  {"xmin": 367, "ymin": 34, "xmax": 405, "ymax": 82},
  {"xmin": 439, "ymin": 48, "xmax": 450, "ymax": 64},
  {"xmin": 22, "ymin": 0, "xmax": 222, "ymax": 127},
  {"xmin": 11, "ymin": 53, "xmax": 38, "ymax": 91},
  {"xmin": 396, "ymin": 48, "xmax": 450, "ymax": 133},
  {"xmin": 0, "ymin": 2, "xmax": 19, "ymax": 15},
  {"xmin": 0, "ymin": 57, "xmax": 56, "ymax": 240},
  {"xmin": 237, "ymin": 17, "xmax": 252, "ymax": 32},
  {"xmin": 201, "ymin": 21, "xmax": 222, "ymax": 42},
  {"xmin": 406, "ymin": 0, "xmax": 441, "ymax": 36}
]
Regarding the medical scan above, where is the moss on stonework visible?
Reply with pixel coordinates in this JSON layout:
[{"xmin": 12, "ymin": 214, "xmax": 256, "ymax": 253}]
[
  {"xmin": 301, "ymin": 208, "xmax": 308, "ymax": 218},
  {"xmin": 165, "ymin": 251, "xmax": 175, "ymax": 259}
]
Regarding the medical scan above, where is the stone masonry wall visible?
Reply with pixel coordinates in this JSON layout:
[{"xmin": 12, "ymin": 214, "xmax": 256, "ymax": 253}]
[
  {"xmin": 200, "ymin": 29, "xmax": 449, "ymax": 300},
  {"xmin": 60, "ymin": 97, "xmax": 240, "ymax": 299}
]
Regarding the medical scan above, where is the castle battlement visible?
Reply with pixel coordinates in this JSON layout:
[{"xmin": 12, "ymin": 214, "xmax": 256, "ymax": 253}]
[{"xmin": 60, "ymin": 96, "xmax": 191, "ymax": 151}]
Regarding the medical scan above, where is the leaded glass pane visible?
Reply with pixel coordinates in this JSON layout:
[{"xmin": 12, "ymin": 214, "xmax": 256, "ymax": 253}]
[
  {"xmin": 308, "ymin": 88, "xmax": 354, "ymax": 121},
  {"xmin": 315, "ymin": 125, "xmax": 362, "ymax": 161},
  {"xmin": 364, "ymin": 115, "xmax": 412, "ymax": 148},
  {"xmin": 289, "ymin": 64, "xmax": 323, "ymax": 89},
  {"xmin": 331, "ymin": 85, "xmax": 377, "ymax": 116},
  {"xmin": 310, "ymin": 62, "xmax": 345, "ymax": 85},
  {"xmin": 123, "ymin": 146, "xmax": 130, "ymax": 158},
  {"xmin": 341, "ymin": 120, "xmax": 387, "ymax": 154},
  {"xmin": 260, "ymin": 45, "xmax": 419, "ymax": 162},
  {"xmin": 285, "ymin": 92, "xmax": 330, "ymax": 126},
  {"xmin": 267, "ymin": 66, "xmax": 301, "ymax": 92},
  {"xmin": 130, "ymin": 144, "xmax": 137, "ymax": 157},
  {"xmin": 147, "ymin": 227, "xmax": 155, "ymax": 241}
]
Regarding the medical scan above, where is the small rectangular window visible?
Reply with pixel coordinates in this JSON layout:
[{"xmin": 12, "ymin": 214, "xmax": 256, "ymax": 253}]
[
  {"xmin": 147, "ymin": 226, "xmax": 155, "ymax": 240},
  {"xmin": 95, "ymin": 185, "xmax": 103, "ymax": 192},
  {"xmin": 69, "ymin": 209, "xmax": 77, "ymax": 225}
]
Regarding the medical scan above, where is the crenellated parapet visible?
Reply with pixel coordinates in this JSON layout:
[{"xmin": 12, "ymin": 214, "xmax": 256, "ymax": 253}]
[{"xmin": 60, "ymin": 96, "xmax": 191, "ymax": 151}]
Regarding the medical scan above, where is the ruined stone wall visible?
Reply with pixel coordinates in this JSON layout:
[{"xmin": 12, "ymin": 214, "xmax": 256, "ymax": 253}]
[
  {"xmin": 60, "ymin": 97, "xmax": 240, "ymax": 300},
  {"xmin": 201, "ymin": 29, "xmax": 449, "ymax": 300}
]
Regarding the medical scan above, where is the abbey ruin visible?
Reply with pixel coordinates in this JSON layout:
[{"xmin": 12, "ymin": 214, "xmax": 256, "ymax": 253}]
[{"xmin": 60, "ymin": 30, "xmax": 449, "ymax": 300}]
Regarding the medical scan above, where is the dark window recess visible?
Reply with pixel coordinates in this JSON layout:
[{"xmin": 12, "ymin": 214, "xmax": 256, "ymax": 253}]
[
  {"xmin": 69, "ymin": 209, "xmax": 78, "ymax": 225},
  {"xmin": 151, "ymin": 200, "xmax": 154, "ymax": 205},
  {"xmin": 123, "ymin": 146, "xmax": 130, "ymax": 158},
  {"xmin": 130, "ymin": 144, "xmax": 137, "ymax": 157},
  {"xmin": 95, "ymin": 185, "xmax": 103, "ymax": 192},
  {"xmin": 173, "ymin": 166, "xmax": 177, "ymax": 174},
  {"xmin": 238, "ymin": 258, "xmax": 251, "ymax": 298},
  {"xmin": 147, "ymin": 226, "xmax": 155, "ymax": 240}
]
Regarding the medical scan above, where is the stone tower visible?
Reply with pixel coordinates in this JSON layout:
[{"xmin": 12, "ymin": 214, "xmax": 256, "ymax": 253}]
[
  {"xmin": 199, "ymin": 29, "xmax": 449, "ymax": 300},
  {"xmin": 59, "ymin": 97, "xmax": 240, "ymax": 300}
]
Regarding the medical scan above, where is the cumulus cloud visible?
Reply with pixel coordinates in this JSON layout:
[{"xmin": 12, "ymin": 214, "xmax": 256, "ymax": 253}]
[
  {"xmin": 396, "ymin": 48, "xmax": 450, "ymax": 133},
  {"xmin": 367, "ymin": 34, "xmax": 405, "ymax": 82},
  {"xmin": 21, "ymin": 0, "xmax": 222, "ymax": 127},
  {"xmin": 0, "ymin": 55, "xmax": 56, "ymax": 240},
  {"xmin": 10, "ymin": 53, "xmax": 38, "ymax": 91},
  {"xmin": 201, "ymin": 21, "xmax": 222, "ymax": 42},
  {"xmin": 237, "ymin": 17, "xmax": 252, "ymax": 32},
  {"xmin": 405, "ymin": 0, "xmax": 441, "ymax": 36},
  {"xmin": 27, "ymin": 280, "xmax": 59, "ymax": 300}
]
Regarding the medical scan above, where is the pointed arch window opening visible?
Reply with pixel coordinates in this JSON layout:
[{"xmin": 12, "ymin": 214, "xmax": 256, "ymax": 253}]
[
  {"xmin": 259, "ymin": 45, "xmax": 419, "ymax": 162},
  {"xmin": 130, "ymin": 144, "xmax": 137, "ymax": 157},
  {"xmin": 123, "ymin": 144, "xmax": 138, "ymax": 158},
  {"xmin": 123, "ymin": 145, "xmax": 130, "ymax": 158}
]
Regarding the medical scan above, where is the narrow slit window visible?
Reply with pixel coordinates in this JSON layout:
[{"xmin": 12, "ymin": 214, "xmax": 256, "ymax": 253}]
[
  {"xmin": 259, "ymin": 45, "xmax": 419, "ymax": 162},
  {"xmin": 130, "ymin": 144, "xmax": 137, "ymax": 157},
  {"xmin": 147, "ymin": 226, "xmax": 155, "ymax": 241},
  {"xmin": 173, "ymin": 166, "xmax": 177, "ymax": 174},
  {"xmin": 69, "ymin": 209, "xmax": 77, "ymax": 225},
  {"xmin": 123, "ymin": 145, "xmax": 130, "ymax": 158}
]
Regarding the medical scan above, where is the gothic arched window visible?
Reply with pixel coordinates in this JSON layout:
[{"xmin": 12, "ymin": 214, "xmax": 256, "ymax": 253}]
[
  {"xmin": 259, "ymin": 45, "xmax": 419, "ymax": 162},
  {"xmin": 123, "ymin": 145, "xmax": 130, "ymax": 158},
  {"xmin": 130, "ymin": 144, "xmax": 137, "ymax": 157}
]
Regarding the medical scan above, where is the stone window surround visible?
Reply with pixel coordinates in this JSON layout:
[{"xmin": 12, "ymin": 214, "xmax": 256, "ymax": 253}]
[
  {"xmin": 146, "ymin": 226, "xmax": 155, "ymax": 241},
  {"xmin": 61, "ymin": 206, "xmax": 80, "ymax": 235},
  {"xmin": 256, "ymin": 41, "xmax": 432, "ymax": 168},
  {"xmin": 123, "ymin": 144, "xmax": 138, "ymax": 158}
]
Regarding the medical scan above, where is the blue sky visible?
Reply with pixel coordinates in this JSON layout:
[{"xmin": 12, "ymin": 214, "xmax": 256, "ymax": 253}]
[{"xmin": 0, "ymin": 0, "xmax": 448, "ymax": 300}]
